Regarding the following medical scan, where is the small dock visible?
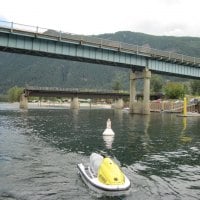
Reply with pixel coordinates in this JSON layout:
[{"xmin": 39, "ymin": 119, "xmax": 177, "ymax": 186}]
[
  {"xmin": 177, "ymin": 112, "xmax": 200, "ymax": 117},
  {"xmin": 150, "ymin": 101, "xmax": 197, "ymax": 113},
  {"xmin": 150, "ymin": 98, "xmax": 200, "ymax": 117}
]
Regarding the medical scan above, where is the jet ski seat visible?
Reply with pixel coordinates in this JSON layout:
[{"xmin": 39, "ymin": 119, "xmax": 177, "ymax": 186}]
[{"xmin": 90, "ymin": 153, "xmax": 103, "ymax": 176}]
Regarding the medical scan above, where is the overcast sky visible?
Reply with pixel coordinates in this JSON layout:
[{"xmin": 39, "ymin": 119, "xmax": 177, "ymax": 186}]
[{"xmin": 0, "ymin": 0, "xmax": 199, "ymax": 37}]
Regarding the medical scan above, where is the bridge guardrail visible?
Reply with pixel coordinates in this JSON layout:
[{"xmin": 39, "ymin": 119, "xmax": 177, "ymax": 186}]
[
  {"xmin": 25, "ymin": 86, "xmax": 129, "ymax": 95},
  {"xmin": 120, "ymin": 43, "xmax": 138, "ymax": 53},
  {"xmin": 0, "ymin": 20, "xmax": 199, "ymax": 67}
]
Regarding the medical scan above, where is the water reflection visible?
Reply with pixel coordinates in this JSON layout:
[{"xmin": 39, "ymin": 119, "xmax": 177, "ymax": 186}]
[
  {"xmin": 179, "ymin": 117, "xmax": 192, "ymax": 143},
  {"xmin": 141, "ymin": 114, "xmax": 151, "ymax": 153},
  {"xmin": 113, "ymin": 109, "xmax": 123, "ymax": 125},
  {"xmin": 71, "ymin": 109, "xmax": 79, "ymax": 130},
  {"xmin": 183, "ymin": 117, "xmax": 187, "ymax": 131},
  {"xmin": 103, "ymin": 135, "xmax": 114, "ymax": 149},
  {"xmin": 1, "ymin": 105, "xmax": 200, "ymax": 199},
  {"xmin": 126, "ymin": 114, "xmax": 151, "ymax": 158}
]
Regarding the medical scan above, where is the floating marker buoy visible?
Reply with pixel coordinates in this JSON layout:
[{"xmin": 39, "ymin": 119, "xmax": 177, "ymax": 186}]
[{"xmin": 102, "ymin": 118, "xmax": 115, "ymax": 136}]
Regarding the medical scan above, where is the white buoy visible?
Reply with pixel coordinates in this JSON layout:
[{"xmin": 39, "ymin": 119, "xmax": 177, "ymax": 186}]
[{"xmin": 102, "ymin": 118, "xmax": 115, "ymax": 136}]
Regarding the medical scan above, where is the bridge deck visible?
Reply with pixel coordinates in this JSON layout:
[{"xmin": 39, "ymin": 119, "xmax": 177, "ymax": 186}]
[{"xmin": 0, "ymin": 20, "xmax": 199, "ymax": 67}]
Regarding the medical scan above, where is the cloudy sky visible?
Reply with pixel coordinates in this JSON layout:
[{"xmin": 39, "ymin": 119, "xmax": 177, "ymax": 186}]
[{"xmin": 0, "ymin": 0, "xmax": 199, "ymax": 37}]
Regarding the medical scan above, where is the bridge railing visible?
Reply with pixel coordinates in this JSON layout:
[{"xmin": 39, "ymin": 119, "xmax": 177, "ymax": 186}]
[
  {"xmin": 0, "ymin": 20, "xmax": 199, "ymax": 66},
  {"xmin": 25, "ymin": 86, "xmax": 129, "ymax": 95}
]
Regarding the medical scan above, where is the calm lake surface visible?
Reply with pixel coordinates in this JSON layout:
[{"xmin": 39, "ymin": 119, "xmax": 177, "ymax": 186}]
[{"xmin": 0, "ymin": 103, "xmax": 200, "ymax": 200}]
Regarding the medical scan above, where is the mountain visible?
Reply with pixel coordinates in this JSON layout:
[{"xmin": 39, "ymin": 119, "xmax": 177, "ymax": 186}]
[
  {"xmin": 0, "ymin": 31, "xmax": 199, "ymax": 94},
  {"xmin": 97, "ymin": 31, "xmax": 200, "ymax": 56}
]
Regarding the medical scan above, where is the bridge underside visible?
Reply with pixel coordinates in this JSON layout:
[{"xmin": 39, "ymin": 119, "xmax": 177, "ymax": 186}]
[
  {"xmin": 23, "ymin": 87, "xmax": 162, "ymax": 100},
  {"xmin": 24, "ymin": 88, "xmax": 129, "ymax": 99}
]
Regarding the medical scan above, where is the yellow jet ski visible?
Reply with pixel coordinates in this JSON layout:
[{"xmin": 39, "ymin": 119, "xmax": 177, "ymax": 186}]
[{"xmin": 77, "ymin": 153, "xmax": 131, "ymax": 193}]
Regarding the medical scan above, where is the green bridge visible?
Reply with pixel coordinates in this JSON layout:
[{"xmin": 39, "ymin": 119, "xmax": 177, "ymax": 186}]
[{"xmin": 0, "ymin": 21, "xmax": 199, "ymax": 114}]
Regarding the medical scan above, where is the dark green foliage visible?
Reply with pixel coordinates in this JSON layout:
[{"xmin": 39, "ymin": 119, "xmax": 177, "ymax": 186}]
[
  {"xmin": 7, "ymin": 86, "xmax": 23, "ymax": 102},
  {"xmin": 164, "ymin": 82, "xmax": 185, "ymax": 99},
  {"xmin": 190, "ymin": 80, "xmax": 200, "ymax": 95},
  {"xmin": 112, "ymin": 80, "xmax": 123, "ymax": 91},
  {"xmin": 0, "ymin": 52, "xmax": 130, "ymax": 94},
  {"xmin": 150, "ymin": 75, "xmax": 164, "ymax": 93}
]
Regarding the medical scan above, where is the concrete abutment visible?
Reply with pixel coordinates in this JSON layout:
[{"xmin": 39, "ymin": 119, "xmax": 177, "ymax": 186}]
[
  {"xmin": 129, "ymin": 68, "xmax": 151, "ymax": 115},
  {"xmin": 19, "ymin": 94, "xmax": 28, "ymax": 109},
  {"xmin": 112, "ymin": 98, "xmax": 124, "ymax": 109},
  {"xmin": 70, "ymin": 97, "xmax": 80, "ymax": 109}
]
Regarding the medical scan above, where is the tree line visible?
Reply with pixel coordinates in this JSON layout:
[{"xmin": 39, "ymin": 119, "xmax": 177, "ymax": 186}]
[
  {"xmin": 150, "ymin": 76, "xmax": 200, "ymax": 99},
  {"xmin": 113, "ymin": 76, "xmax": 200, "ymax": 99}
]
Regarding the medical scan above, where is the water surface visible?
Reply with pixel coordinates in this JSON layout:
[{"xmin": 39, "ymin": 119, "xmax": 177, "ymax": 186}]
[{"xmin": 0, "ymin": 103, "xmax": 200, "ymax": 199}]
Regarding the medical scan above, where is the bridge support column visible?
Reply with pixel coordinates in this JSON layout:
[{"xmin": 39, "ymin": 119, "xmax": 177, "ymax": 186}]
[
  {"xmin": 129, "ymin": 72, "xmax": 136, "ymax": 112},
  {"xmin": 70, "ymin": 97, "xmax": 80, "ymax": 109},
  {"xmin": 19, "ymin": 94, "xmax": 28, "ymax": 109},
  {"xmin": 113, "ymin": 98, "xmax": 124, "ymax": 109},
  {"xmin": 142, "ymin": 68, "xmax": 151, "ymax": 114},
  {"xmin": 129, "ymin": 68, "xmax": 151, "ymax": 114}
]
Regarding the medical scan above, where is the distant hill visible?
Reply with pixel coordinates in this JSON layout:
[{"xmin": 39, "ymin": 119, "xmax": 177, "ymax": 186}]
[
  {"xmin": 97, "ymin": 31, "xmax": 200, "ymax": 56},
  {"xmin": 0, "ymin": 31, "xmax": 199, "ymax": 94}
]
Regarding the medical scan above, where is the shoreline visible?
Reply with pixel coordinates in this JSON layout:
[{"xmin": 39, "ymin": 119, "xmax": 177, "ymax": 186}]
[
  {"xmin": 0, "ymin": 102, "xmax": 112, "ymax": 109},
  {"xmin": 29, "ymin": 102, "xmax": 112, "ymax": 109}
]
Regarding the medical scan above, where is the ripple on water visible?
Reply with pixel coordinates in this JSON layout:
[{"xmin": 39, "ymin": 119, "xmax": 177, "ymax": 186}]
[{"xmin": 0, "ymin": 107, "xmax": 200, "ymax": 199}]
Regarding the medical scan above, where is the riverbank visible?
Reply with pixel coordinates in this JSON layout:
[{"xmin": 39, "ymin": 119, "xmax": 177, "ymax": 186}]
[{"xmin": 0, "ymin": 102, "xmax": 112, "ymax": 109}]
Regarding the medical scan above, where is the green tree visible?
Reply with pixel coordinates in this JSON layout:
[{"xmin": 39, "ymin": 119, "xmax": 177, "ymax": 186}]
[
  {"xmin": 190, "ymin": 80, "xmax": 200, "ymax": 95},
  {"xmin": 150, "ymin": 75, "xmax": 163, "ymax": 93},
  {"xmin": 7, "ymin": 86, "xmax": 24, "ymax": 102},
  {"xmin": 183, "ymin": 83, "xmax": 189, "ymax": 95},
  {"xmin": 112, "ymin": 80, "xmax": 123, "ymax": 91},
  {"xmin": 164, "ymin": 82, "xmax": 185, "ymax": 99}
]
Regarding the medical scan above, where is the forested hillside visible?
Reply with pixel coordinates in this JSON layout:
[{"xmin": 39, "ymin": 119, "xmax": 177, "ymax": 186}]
[{"xmin": 0, "ymin": 31, "xmax": 200, "ymax": 94}]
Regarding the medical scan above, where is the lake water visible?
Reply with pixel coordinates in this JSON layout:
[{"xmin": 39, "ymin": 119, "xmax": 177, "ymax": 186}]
[{"xmin": 0, "ymin": 103, "xmax": 200, "ymax": 200}]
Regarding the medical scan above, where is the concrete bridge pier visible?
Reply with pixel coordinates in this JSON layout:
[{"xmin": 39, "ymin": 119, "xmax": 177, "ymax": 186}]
[
  {"xmin": 19, "ymin": 94, "xmax": 28, "ymax": 109},
  {"xmin": 70, "ymin": 97, "xmax": 80, "ymax": 109},
  {"xmin": 129, "ymin": 68, "xmax": 151, "ymax": 114},
  {"xmin": 112, "ymin": 98, "xmax": 124, "ymax": 109},
  {"xmin": 129, "ymin": 72, "xmax": 136, "ymax": 111},
  {"xmin": 142, "ymin": 68, "xmax": 151, "ymax": 114}
]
